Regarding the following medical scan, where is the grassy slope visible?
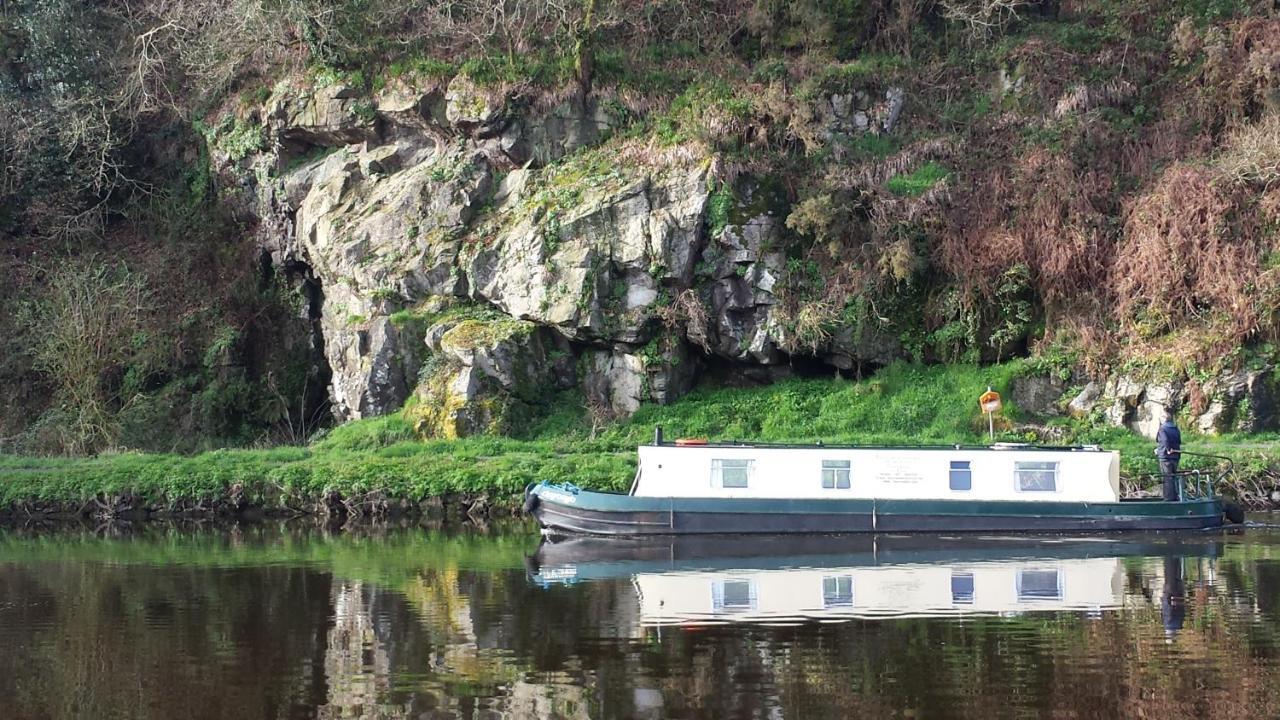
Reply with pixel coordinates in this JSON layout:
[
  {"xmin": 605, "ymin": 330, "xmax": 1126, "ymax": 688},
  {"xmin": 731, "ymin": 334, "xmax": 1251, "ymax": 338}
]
[{"xmin": 1, "ymin": 360, "xmax": 1274, "ymax": 509}]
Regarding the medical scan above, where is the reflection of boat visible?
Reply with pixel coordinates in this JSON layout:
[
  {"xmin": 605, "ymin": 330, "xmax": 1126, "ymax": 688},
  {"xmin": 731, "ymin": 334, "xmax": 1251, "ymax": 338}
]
[
  {"xmin": 528, "ymin": 533, "xmax": 1224, "ymax": 624},
  {"xmin": 526, "ymin": 437, "xmax": 1227, "ymax": 536},
  {"xmin": 634, "ymin": 558, "xmax": 1121, "ymax": 623}
]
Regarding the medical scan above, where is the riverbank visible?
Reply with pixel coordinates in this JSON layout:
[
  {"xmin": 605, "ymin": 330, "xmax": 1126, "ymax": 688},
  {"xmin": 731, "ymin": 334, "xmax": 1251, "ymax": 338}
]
[{"xmin": 2, "ymin": 362, "xmax": 1277, "ymax": 523}]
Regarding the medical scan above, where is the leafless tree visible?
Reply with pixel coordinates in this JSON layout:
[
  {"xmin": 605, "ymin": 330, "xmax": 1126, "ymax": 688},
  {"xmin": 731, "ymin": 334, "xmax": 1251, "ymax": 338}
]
[{"xmin": 938, "ymin": 0, "xmax": 1027, "ymax": 40}]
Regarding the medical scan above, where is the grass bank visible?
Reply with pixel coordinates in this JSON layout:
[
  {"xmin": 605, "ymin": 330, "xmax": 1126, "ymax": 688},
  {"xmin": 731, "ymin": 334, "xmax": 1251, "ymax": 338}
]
[{"xmin": 1, "ymin": 361, "xmax": 1276, "ymax": 517}]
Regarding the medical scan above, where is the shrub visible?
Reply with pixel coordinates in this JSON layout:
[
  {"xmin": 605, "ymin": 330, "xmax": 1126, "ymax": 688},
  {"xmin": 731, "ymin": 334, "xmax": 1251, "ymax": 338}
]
[
  {"xmin": 18, "ymin": 262, "xmax": 153, "ymax": 454},
  {"xmin": 1113, "ymin": 164, "xmax": 1275, "ymax": 349},
  {"xmin": 1217, "ymin": 115, "xmax": 1280, "ymax": 188}
]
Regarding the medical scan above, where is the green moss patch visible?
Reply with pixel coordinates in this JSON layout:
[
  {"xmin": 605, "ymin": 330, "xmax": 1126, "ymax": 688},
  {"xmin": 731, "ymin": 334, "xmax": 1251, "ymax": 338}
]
[{"xmin": 886, "ymin": 162, "xmax": 950, "ymax": 197}]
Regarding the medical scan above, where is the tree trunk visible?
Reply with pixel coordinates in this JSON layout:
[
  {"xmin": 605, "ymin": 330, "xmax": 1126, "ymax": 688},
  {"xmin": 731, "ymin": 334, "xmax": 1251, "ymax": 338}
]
[{"xmin": 574, "ymin": 0, "xmax": 597, "ymax": 98}]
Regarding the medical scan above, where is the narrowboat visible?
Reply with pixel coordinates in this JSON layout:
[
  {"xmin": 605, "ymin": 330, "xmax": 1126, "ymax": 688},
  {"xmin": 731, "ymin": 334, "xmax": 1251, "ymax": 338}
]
[{"xmin": 524, "ymin": 431, "xmax": 1238, "ymax": 536}]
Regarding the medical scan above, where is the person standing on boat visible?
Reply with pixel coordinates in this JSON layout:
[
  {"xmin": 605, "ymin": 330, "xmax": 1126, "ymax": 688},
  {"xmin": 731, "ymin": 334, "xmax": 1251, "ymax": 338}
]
[{"xmin": 1155, "ymin": 408, "xmax": 1182, "ymax": 501}]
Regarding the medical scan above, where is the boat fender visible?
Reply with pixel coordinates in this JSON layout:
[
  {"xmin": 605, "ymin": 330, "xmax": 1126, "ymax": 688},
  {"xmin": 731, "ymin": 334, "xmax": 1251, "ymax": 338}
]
[
  {"xmin": 1223, "ymin": 501, "xmax": 1245, "ymax": 525},
  {"xmin": 522, "ymin": 483, "xmax": 540, "ymax": 515},
  {"xmin": 675, "ymin": 438, "xmax": 709, "ymax": 446}
]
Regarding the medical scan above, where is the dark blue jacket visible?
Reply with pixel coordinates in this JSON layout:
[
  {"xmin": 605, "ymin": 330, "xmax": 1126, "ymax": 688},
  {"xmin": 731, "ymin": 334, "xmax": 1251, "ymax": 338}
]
[{"xmin": 1156, "ymin": 420, "xmax": 1181, "ymax": 461}]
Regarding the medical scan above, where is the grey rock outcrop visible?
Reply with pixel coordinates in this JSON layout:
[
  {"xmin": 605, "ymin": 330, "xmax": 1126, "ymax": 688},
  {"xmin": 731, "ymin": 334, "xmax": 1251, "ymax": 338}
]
[
  {"xmin": 693, "ymin": 179, "xmax": 904, "ymax": 371},
  {"xmin": 1092, "ymin": 375, "xmax": 1182, "ymax": 438},
  {"xmin": 463, "ymin": 163, "xmax": 710, "ymax": 344},
  {"xmin": 266, "ymin": 82, "xmax": 378, "ymax": 149},
  {"xmin": 283, "ymin": 143, "xmax": 493, "ymax": 420},
  {"xmin": 222, "ymin": 72, "xmax": 915, "ymax": 429},
  {"xmin": 321, "ymin": 316, "xmax": 423, "ymax": 421},
  {"xmin": 700, "ymin": 207, "xmax": 787, "ymax": 363},
  {"xmin": 1079, "ymin": 368, "xmax": 1277, "ymax": 438},
  {"xmin": 409, "ymin": 317, "xmax": 574, "ymax": 438},
  {"xmin": 1195, "ymin": 367, "xmax": 1278, "ymax": 434},
  {"xmin": 1067, "ymin": 381, "xmax": 1103, "ymax": 418},
  {"xmin": 1010, "ymin": 374, "xmax": 1067, "ymax": 418},
  {"xmin": 818, "ymin": 86, "xmax": 906, "ymax": 148},
  {"xmin": 583, "ymin": 337, "xmax": 699, "ymax": 416}
]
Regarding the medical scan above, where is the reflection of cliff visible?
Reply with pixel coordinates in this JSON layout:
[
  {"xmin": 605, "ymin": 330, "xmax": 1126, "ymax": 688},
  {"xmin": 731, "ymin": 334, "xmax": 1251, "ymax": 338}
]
[
  {"xmin": 316, "ymin": 569, "xmax": 600, "ymax": 719},
  {"xmin": 320, "ymin": 581, "xmax": 397, "ymax": 716}
]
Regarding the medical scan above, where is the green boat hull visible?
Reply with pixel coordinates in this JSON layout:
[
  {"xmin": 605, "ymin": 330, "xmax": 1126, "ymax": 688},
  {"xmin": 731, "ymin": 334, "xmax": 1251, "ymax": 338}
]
[{"xmin": 528, "ymin": 484, "xmax": 1226, "ymax": 536}]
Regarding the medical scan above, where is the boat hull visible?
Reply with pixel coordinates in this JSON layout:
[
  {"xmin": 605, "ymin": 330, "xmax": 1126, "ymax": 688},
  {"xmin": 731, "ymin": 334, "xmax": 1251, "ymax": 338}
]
[{"xmin": 527, "ymin": 485, "xmax": 1225, "ymax": 536}]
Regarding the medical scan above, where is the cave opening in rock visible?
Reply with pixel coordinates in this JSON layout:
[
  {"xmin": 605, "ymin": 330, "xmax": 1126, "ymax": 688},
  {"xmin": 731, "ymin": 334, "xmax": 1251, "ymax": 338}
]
[{"xmin": 266, "ymin": 253, "xmax": 334, "ymax": 436}]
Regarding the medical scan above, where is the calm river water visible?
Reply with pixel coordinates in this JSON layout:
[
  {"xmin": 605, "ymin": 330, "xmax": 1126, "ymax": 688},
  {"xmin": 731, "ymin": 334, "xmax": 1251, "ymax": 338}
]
[{"xmin": 3, "ymin": 521, "xmax": 1280, "ymax": 719}]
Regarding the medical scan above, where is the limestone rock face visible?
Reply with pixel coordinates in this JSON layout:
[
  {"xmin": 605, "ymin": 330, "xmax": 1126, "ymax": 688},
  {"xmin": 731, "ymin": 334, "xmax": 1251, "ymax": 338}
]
[
  {"xmin": 1078, "ymin": 368, "xmax": 1277, "ymax": 438},
  {"xmin": 1131, "ymin": 381, "xmax": 1183, "ymax": 438},
  {"xmin": 817, "ymin": 86, "xmax": 906, "ymax": 147},
  {"xmin": 373, "ymin": 79, "xmax": 447, "ymax": 132},
  {"xmin": 445, "ymin": 76, "xmax": 510, "ymax": 138},
  {"xmin": 700, "ymin": 208, "xmax": 787, "ymax": 364},
  {"xmin": 1092, "ymin": 375, "xmax": 1183, "ymax": 438},
  {"xmin": 582, "ymin": 337, "xmax": 698, "ymax": 417},
  {"xmin": 505, "ymin": 96, "xmax": 616, "ymax": 166},
  {"xmin": 325, "ymin": 316, "xmax": 420, "ymax": 420},
  {"xmin": 1068, "ymin": 381, "xmax": 1103, "ymax": 418},
  {"xmin": 229, "ymin": 75, "xmax": 913, "ymax": 427},
  {"xmin": 693, "ymin": 180, "xmax": 903, "ymax": 371},
  {"xmin": 1010, "ymin": 375, "xmax": 1067, "ymax": 418},
  {"xmin": 266, "ymin": 82, "xmax": 377, "ymax": 148},
  {"xmin": 464, "ymin": 164, "xmax": 710, "ymax": 344},
  {"xmin": 1195, "ymin": 367, "xmax": 1278, "ymax": 434},
  {"xmin": 282, "ymin": 141, "xmax": 494, "ymax": 420},
  {"xmin": 408, "ymin": 317, "xmax": 573, "ymax": 438}
]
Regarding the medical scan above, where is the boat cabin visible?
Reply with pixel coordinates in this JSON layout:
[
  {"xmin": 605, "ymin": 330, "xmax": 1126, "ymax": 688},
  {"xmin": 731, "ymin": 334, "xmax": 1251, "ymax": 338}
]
[{"xmin": 633, "ymin": 443, "xmax": 1121, "ymax": 503}]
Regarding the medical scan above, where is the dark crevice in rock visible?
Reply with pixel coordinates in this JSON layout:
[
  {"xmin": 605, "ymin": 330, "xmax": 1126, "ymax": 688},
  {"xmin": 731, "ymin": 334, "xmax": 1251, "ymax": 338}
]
[{"xmin": 277, "ymin": 256, "xmax": 333, "ymax": 426}]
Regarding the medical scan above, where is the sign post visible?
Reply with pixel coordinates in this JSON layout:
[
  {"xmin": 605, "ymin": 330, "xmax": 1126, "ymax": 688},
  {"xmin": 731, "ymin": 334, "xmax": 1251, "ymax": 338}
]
[{"xmin": 978, "ymin": 387, "xmax": 1002, "ymax": 441}]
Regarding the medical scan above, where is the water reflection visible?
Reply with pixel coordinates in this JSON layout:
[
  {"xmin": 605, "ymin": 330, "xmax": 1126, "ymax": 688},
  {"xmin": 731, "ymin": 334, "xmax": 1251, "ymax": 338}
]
[
  {"xmin": 1, "ymin": 524, "xmax": 1279, "ymax": 718},
  {"xmin": 532, "ymin": 534, "xmax": 1217, "ymax": 624}
]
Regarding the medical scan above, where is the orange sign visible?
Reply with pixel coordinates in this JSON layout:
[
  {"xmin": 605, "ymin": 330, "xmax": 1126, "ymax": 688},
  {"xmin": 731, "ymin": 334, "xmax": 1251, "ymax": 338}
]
[{"xmin": 978, "ymin": 390, "xmax": 1002, "ymax": 414}]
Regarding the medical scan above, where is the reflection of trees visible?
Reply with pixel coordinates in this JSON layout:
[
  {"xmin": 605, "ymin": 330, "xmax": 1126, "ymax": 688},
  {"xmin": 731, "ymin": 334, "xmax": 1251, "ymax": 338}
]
[
  {"xmin": 11, "ymin": 533, "xmax": 1280, "ymax": 719},
  {"xmin": 0, "ymin": 561, "xmax": 333, "ymax": 718}
]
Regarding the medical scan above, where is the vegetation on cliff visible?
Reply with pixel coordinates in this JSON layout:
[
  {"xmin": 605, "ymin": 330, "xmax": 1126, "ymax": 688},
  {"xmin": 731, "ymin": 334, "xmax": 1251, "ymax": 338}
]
[{"xmin": 2, "ymin": 0, "xmax": 1278, "ymax": 469}]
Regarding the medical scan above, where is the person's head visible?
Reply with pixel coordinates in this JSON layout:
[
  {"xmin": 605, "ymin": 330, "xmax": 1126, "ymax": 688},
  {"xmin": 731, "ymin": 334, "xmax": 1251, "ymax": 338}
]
[{"xmin": 1164, "ymin": 406, "xmax": 1178, "ymax": 423}]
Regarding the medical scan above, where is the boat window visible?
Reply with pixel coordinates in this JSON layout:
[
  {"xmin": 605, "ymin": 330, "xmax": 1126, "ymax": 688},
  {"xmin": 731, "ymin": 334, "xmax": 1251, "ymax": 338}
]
[
  {"xmin": 822, "ymin": 576, "xmax": 854, "ymax": 607},
  {"xmin": 949, "ymin": 461, "xmax": 972, "ymax": 491},
  {"xmin": 1017, "ymin": 569, "xmax": 1062, "ymax": 601},
  {"xmin": 1015, "ymin": 461, "xmax": 1058, "ymax": 492},
  {"xmin": 712, "ymin": 459, "xmax": 752, "ymax": 489},
  {"xmin": 713, "ymin": 579, "xmax": 757, "ymax": 612},
  {"xmin": 951, "ymin": 572, "xmax": 975, "ymax": 605},
  {"xmin": 821, "ymin": 460, "xmax": 851, "ymax": 489}
]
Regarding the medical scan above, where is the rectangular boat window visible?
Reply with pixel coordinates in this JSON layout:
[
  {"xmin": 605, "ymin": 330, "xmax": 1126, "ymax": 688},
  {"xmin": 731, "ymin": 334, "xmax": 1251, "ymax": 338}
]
[
  {"xmin": 822, "ymin": 576, "xmax": 854, "ymax": 607},
  {"xmin": 712, "ymin": 459, "xmax": 752, "ymax": 489},
  {"xmin": 713, "ymin": 579, "xmax": 757, "ymax": 612},
  {"xmin": 1017, "ymin": 569, "xmax": 1062, "ymax": 601},
  {"xmin": 1015, "ymin": 461, "xmax": 1058, "ymax": 492},
  {"xmin": 951, "ymin": 572, "xmax": 975, "ymax": 605},
  {"xmin": 949, "ymin": 461, "xmax": 972, "ymax": 491},
  {"xmin": 822, "ymin": 460, "xmax": 851, "ymax": 489}
]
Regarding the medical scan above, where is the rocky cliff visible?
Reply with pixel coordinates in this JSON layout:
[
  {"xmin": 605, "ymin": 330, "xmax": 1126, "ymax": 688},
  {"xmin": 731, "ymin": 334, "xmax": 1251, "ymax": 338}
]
[
  {"xmin": 212, "ymin": 50, "xmax": 1278, "ymax": 441},
  {"xmin": 221, "ymin": 72, "xmax": 917, "ymax": 437}
]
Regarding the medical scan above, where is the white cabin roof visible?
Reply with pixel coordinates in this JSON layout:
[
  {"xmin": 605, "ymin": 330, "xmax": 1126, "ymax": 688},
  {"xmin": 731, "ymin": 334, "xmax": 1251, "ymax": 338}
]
[{"xmin": 634, "ymin": 444, "xmax": 1121, "ymax": 503}]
